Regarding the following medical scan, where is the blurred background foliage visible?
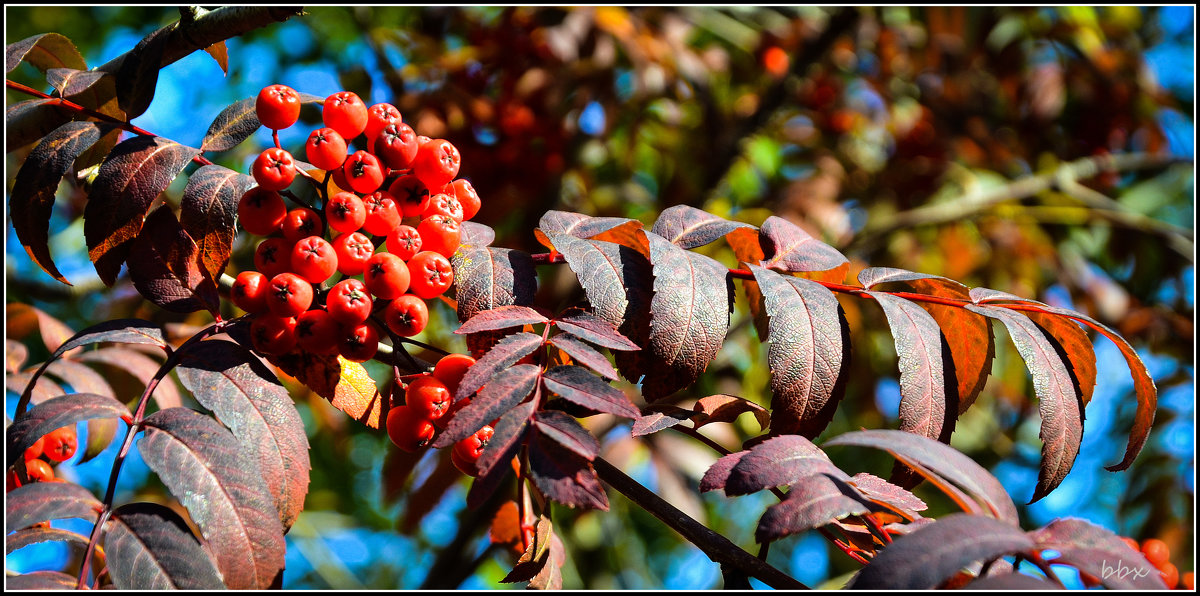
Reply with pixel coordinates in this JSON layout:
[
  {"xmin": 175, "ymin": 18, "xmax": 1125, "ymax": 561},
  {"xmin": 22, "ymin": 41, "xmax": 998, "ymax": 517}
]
[{"xmin": 5, "ymin": 6, "xmax": 1193, "ymax": 589}]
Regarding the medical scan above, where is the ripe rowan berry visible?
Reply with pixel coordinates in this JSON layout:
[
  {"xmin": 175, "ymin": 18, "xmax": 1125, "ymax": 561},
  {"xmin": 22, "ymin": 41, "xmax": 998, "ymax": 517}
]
[
  {"xmin": 364, "ymin": 103, "xmax": 403, "ymax": 152},
  {"xmin": 364, "ymin": 252, "xmax": 411, "ymax": 300},
  {"xmin": 296, "ymin": 309, "xmax": 341, "ymax": 356},
  {"xmin": 332, "ymin": 231, "xmax": 375, "ymax": 276},
  {"xmin": 42, "ymin": 426, "xmax": 77, "ymax": 463},
  {"xmin": 252, "ymin": 147, "xmax": 297, "ymax": 191},
  {"xmin": 23, "ymin": 459, "xmax": 55, "ymax": 483},
  {"xmin": 412, "ymin": 138, "xmax": 461, "ymax": 190},
  {"xmin": 375, "ymin": 122, "xmax": 420, "ymax": 170},
  {"xmin": 1181, "ymin": 571, "xmax": 1193, "ymax": 591},
  {"xmin": 327, "ymin": 278, "xmax": 374, "ymax": 326},
  {"xmin": 340, "ymin": 321, "xmax": 380, "ymax": 363},
  {"xmin": 433, "ymin": 353, "xmax": 476, "ymax": 396},
  {"xmin": 386, "ymin": 405, "xmax": 435, "ymax": 452},
  {"xmin": 24, "ymin": 436, "xmax": 45, "ymax": 461},
  {"xmin": 386, "ymin": 225, "xmax": 423, "ymax": 261},
  {"xmin": 232, "ymin": 271, "xmax": 271, "ymax": 314},
  {"xmin": 267, "ymin": 273, "xmax": 314, "ymax": 317},
  {"xmin": 251, "ymin": 314, "xmax": 298, "ymax": 355},
  {"xmin": 441, "ymin": 179, "xmax": 481, "ymax": 221},
  {"xmin": 1160, "ymin": 562, "xmax": 1179, "ymax": 589},
  {"xmin": 254, "ymin": 237, "xmax": 295, "ymax": 280},
  {"xmin": 326, "ymin": 191, "xmax": 367, "ymax": 233},
  {"xmin": 343, "ymin": 150, "xmax": 385, "ymax": 194},
  {"xmin": 406, "ymin": 376, "xmax": 452, "ymax": 421},
  {"xmin": 361, "ymin": 191, "xmax": 402, "ymax": 236},
  {"xmin": 1120, "ymin": 536, "xmax": 1141, "ymax": 553},
  {"xmin": 281, "ymin": 207, "xmax": 324, "ymax": 242},
  {"xmin": 290, "ymin": 236, "xmax": 338, "ymax": 284},
  {"xmin": 451, "ymin": 425, "xmax": 493, "ymax": 477},
  {"xmin": 389, "ymin": 174, "xmax": 431, "ymax": 217},
  {"xmin": 305, "ymin": 127, "xmax": 349, "ymax": 171},
  {"xmin": 384, "ymin": 294, "xmax": 429, "ymax": 337},
  {"xmin": 424, "ymin": 193, "xmax": 465, "ymax": 222},
  {"xmin": 322, "ymin": 91, "xmax": 369, "ymax": 140},
  {"xmin": 238, "ymin": 187, "xmax": 287, "ymax": 236},
  {"xmin": 417, "ymin": 214, "xmax": 462, "ymax": 258},
  {"xmin": 1142, "ymin": 538, "xmax": 1171, "ymax": 569},
  {"xmin": 256, "ymin": 84, "xmax": 302, "ymax": 130},
  {"xmin": 407, "ymin": 251, "xmax": 455, "ymax": 299}
]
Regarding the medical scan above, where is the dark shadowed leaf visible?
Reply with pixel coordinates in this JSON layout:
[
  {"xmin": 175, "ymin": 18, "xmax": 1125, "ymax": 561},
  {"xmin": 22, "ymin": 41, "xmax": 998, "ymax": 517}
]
[
  {"xmin": 725, "ymin": 434, "xmax": 845, "ymax": 496},
  {"xmin": 176, "ymin": 340, "xmax": 311, "ymax": 531},
  {"xmin": 7, "ymin": 303, "xmax": 77, "ymax": 354},
  {"xmin": 467, "ymin": 401, "xmax": 535, "ymax": 509},
  {"xmin": 533, "ymin": 410, "xmax": 599, "ymax": 461},
  {"xmin": 139, "ymin": 407, "xmax": 285, "ymax": 589},
  {"xmin": 847, "ymin": 473, "xmax": 927, "ymax": 519},
  {"xmin": 7, "ymin": 339, "xmax": 28, "ymax": 373},
  {"xmin": 527, "ymin": 432, "xmax": 609, "ymax": 510},
  {"xmin": 434, "ymin": 364, "xmax": 539, "ymax": 448},
  {"xmin": 758, "ymin": 215, "xmax": 849, "ymax": 282},
  {"xmin": 1028, "ymin": 518, "xmax": 1166, "ymax": 590},
  {"xmin": 6, "ymin": 99, "xmax": 73, "ymax": 152},
  {"xmin": 750, "ymin": 265, "xmax": 849, "ymax": 437},
  {"xmin": 455, "ymin": 332, "xmax": 543, "ymax": 401},
  {"xmin": 641, "ymin": 232, "xmax": 732, "ymax": 399},
  {"xmin": 847, "ymin": 513, "xmax": 1035, "ymax": 589},
  {"xmin": 6, "ymin": 393, "xmax": 130, "ymax": 467},
  {"xmin": 455, "ymin": 305, "xmax": 549, "ymax": 335},
  {"xmin": 201, "ymin": 97, "xmax": 257, "ymax": 153},
  {"xmin": 84, "ymin": 135, "xmax": 200, "ymax": 286},
  {"xmin": 46, "ymin": 67, "xmax": 108, "ymax": 97},
  {"xmin": 548, "ymin": 334, "xmax": 619, "ymax": 380},
  {"xmin": 542, "ymin": 365, "xmax": 640, "ymax": 419},
  {"xmin": 6, "ymin": 526, "xmax": 91, "ymax": 555},
  {"xmin": 699, "ymin": 450, "xmax": 748, "ymax": 493},
  {"xmin": 965, "ymin": 305, "xmax": 1082, "ymax": 503},
  {"xmin": 501, "ymin": 515, "xmax": 555, "ymax": 583},
  {"xmin": 452, "ymin": 246, "xmax": 538, "ymax": 356},
  {"xmin": 691, "ymin": 394, "xmax": 770, "ymax": 431},
  {"xmin": 381, "ymin": 447, "xmax": 427, "ymax": 507},
  {"xmin": 9, "ymin": 121, "xmax": 107, "ymax": 284},
  {"xmin": 401, "ymin": 450, "xmax": 465, "ymax": 533},
  {"xmin": 5, "ymin": 481, "xmax": 101, "ymax": 531},
  {"xmin": 651, "ymin": 204, "xmax": 753, "ymax": 249},
  {"xmin": 181, "ymin": 165, "xmax": 254, "ymax": 284},
  {"xmin": 823, "ymin": 430, "xmax": 1019, "ymax": 525},
  {"xmin": 4, "ymin": 571, "xmax": 80, "ymax": 590},
  {"xmin": 529, "ymin": 529, "xmax": 566, "ymax": 589},
  {"xmin": 267, "ymin": 351, "xmax": 383, "ymax": 428},
  {"xmin": 963, "ymin": 573, "xmax": 1065, "ymax": 590},
  {"xmin": 6, "ymin": 33, "xmax": 86, "ymax": 73},
  {"xmin": 115, "ymin": 26, "xmax": 170, "ymax": 119},
  {"xmin": 105, "ymin": 502, "xmax": 226, "ymax": 590},
  {"xmin": 553, "ymin": 310, "xmax": 641, "ymax": 351},
  {"xmin": 127, "ymin": 206, "xmax": 220, "ymax": 315},
  {"xmin": 459, "ymin": 221, "xmax": 495, "ymax": 248},
  {"xmin": 756, "ymin": 473, "xmax": 872, "ymax": 542},
  {"xmin": 865, "ymin": 292, "xmax": 954, "ymax": 443},
  {"xmin": 630, "ymin": 406, "xmax": 692, "ymax": 437}
]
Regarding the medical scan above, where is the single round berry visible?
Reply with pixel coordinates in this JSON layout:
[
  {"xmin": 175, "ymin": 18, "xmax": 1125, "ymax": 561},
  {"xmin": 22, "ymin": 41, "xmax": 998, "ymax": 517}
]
[
  {"xmin": 327, "ymin": 278, "xmax": 374, "ymax": 326},
  {"xmin": 23, "ymin": 459, "xmax": 55, "ymax": 483},
  {"xmin": 267, "ymin": 272, "xmax": 314, "ymax": 318},
  {"xmin": 238, "ymin": 187, "xmax": 287, "ymax": 236},
  {"xmin": 24, "ymin": 436, "xmax": 45, "ymax": 461},
  {"xmin": 364, "ymin": 252, "xmax": 411, "ymax": 300},
  {"xmin": 361, "ymin": 191, "xmax": 402, "ymax": 236},
  {"xmin": 375, "ymin": 122, "xmax": 420, "ymax": 170},
  {"xmin": 416, "ymin": 215, "xmax": 462, "ymax": 258},
  {"xmin": 254, "ymin": 237, "xmax": 296, "ymax": 280},
  {"xmin": 256, "ymin": 84, "xmax": 302, "ymax": 130},
  {"xmin": 441, "ymin": 179, "xmax": 482, "ymax": 221},
  {"xmin": 1141, "ymin": 538, "xmax": 1171, "ymax": 569},
  {"xmin": 1160, "ymin": 562, "xmax": 1179, "ymax": 589},
  {"xmin": 252, "ymin": 147, "xmax": 297, "ymax": 191},
  {"xmin": 405, "ymin": 375, "xmax": 452, "ymax": 421},
  {"xmin": 343, "ymin": 150, "xmax": 385, "ymax": 194},
  {"xmin": 412, "ymin": 138, "xmax": 461, "ymax": 190},
  {"xmin": 384, "ymin": 294, "xmax": 429, "ymax": 337},
  {"xmin": 323, "ymin": 91, "xmax": 369, "ymax": 140},
  {"xmin": 433, "ymin": 353, "xmax": 476, "ymax": 396},
  {"xmin": 365, "ymin": 103, "xmax": 403, "ymax": 152},
  {"xmin": 305, "ymin": 127, "xmax": 349, "ymax": 171},
  {"xmin": 389, "ymin": 174, "xmax": 431, "ymax": 217},
  {"xmin": 251, "ymin": 314, "xmax": 298, "ymax": 355},
  {"xmin": 332, "ymin": 231, "xmax": 375, "ymax": 276},
  {"xmin": 407, "ymin": 251, "xmax": 455, "ymax": 299},
  {"xmin": 296, "ymin": 309, "xmax": 341, "ymax": 356},
  {"xmin": 386, "ymin": 405, "xmax": 436, "ymax": 452},
  {"xmin": 386, "ymin": 225, "xmax": 423, "ymax": 261},
  {"xmin": 41, "ymin": 426, "xmax": 77, "ymax": 462},
  {"xmin": 339, "ymin": 322, "xmax": 380, "ymax": 363},
  {"xmin": 232, "ymin": 271, "xmax": 270, "ymax": 313},
  {"xmin": 281, "ymin": 207, "xmax": 325, "ymax": 242},
  {"xmin": 290, "ymin": 236, "xmax": 338, "ymax": 284},
  {"xmin": 424, "ymin": 193, "xmax": 465, "ymax": 222},
  {"xmin": 326, "ymin": 191, "xmax": 367, "ymax": 233},
  {"xmin": 451, "ymin": 425, "xmax": 494, "ymax": 477}
]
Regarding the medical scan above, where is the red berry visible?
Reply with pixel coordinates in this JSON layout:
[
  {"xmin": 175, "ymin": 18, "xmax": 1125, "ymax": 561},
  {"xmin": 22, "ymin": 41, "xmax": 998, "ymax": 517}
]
[
  {"xmin": 407, "ymin": 251, "xmax": 455, "ymax": 299},
  {"xmin": 364, "ymin": 252, "xmax": 411, "ymax": 299},
  {"xmin": 1142, "ymin": 538, "xmax": 1171, "ymax": 569},
  {"xmin": 384, "ymin": 294, "xmax": 429, "ymax": 337},
  {"xmin": 339, "ymin": 321, "xmax": 380, "ymax": 362},
  {"xmin": 343, "ymin": 150, "xmax": 385, "ymax": 194},
  {"xmin": 232, "ymin": 270, "xmax": 271, "ymax": 313},
  {"xmin": 256, "ymin": 84, "xmax": 301, "ymax": 130},
  {"xmin": 305, "ymin": 127, "xmax": 349, "ymax": 171},
  {"xmin": 24, "ymin": 436, "xmax": 45, "ymax": 461},
  {"xmin": 416, "ymin": 214, "xmax": 462, "ymax": 258},
  {"xmin": 424, "ymin": 193, "xmax": 465, "ymax": 222},
  {"xmin": 290, "ymin": 236, "xmax": 338, "ymax": 284},
  {"xmin": 375, "ymin": 122, "xmax": 420, "ymax": 170},
  {"xmin": 388, "ymin": 174, "xmax": 431, "ymax": 217},
  {"xmin": 327, "ymin": 278, "xmax": 374, "ymax": 326},
  {"xmin": 386, "ymin": 225, "xmax": 423, "ymax": 261},
  {"xmin": 251, "ymin": 314, "xmax": 298, "ymax": 355},
  {"xmin": 386, "ymin": 405, "xmax": 435, "ymax": 452},
  {"xmin": 281, "ymin": 207, "xmax": 324, "ymax": 242},
  {"xmin": 332, "ymin": 231, "xmax": 376, "ymax": 276},
  {"xmin": 23, "ymin": 459, "xmax": 55, "ymax": 483},
  {"xmin": 452, "ymin": 425, "xmax": 494, "ymax": 477},
  {"xmin": 365, "ymin": 103, "xmax": 403, "ymax": 152},
  {"xmin": 238, "ymin": 187, "xmax": 287, "ymax": 236},
  {"xmin": 252, "ymin": 147, "xmax": 297, "ymax": 191},
  {"xmin": 1160, "ymin": 562, "xmax": 1179, "ymax": 589},
  {"xmin": 267, "ymin": 272, "xmax": 314, "ymax": 317},
  {"xmin": 42, "ymin": 426, "xmax": 77, "ymax": 462},
  {"xmin": 433, "ymin": 396, "xmax": 470, "ymax": 430},
  {"xmin": 296, "ymin": 309, "xmax": 341, "ymax": 355},
  {"xmin": 326, "ymin": 191, "xmax": 367, "ymax": 233},
  {"xmin": 254, "ymin": 237, "xmax": 295, "ymax": 280},
  {"xmin": 322, "ymin": 91, "xmax": 369, "ymax": 140},
  {"xmin": 433, "ymin": 353, "xmax": 476, "ymax": 396},
  {"xmin": 412, "ymin": 138, "xmax": 461, "ymax": 189},
  {"xmin": 442, "ymin": 179, "xmax": 481, "ymax": 221},
  {"xmin": 361, "ymin": 191, "xmax": 402, "ymax": 236},
  {"xmin": 405, "ymin": 376, "xmax": 452, "ymax": 421}
]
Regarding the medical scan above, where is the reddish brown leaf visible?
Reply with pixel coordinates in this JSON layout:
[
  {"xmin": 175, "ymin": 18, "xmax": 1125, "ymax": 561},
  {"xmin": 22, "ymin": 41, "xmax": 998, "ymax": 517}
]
[
  {"xmin": 105, "ymin": 502, "xmax": 226, "ymax": 590},
  {"xmin": 553, "ymin": 310, "xmax": 640, "ymax": 352},
  {"xmin": 454, "ymin": 332, "xmax": 543, "ymax": 401},
  {"xmin": 7, "ymin": 339, "xmax": 28, "ymax": 373},
  {"xmin": 46, "ymin": 359, "xmax": 119, "ymax": 463},
  {"xmin": 6, "ymin": 392, "xmax": 130, "ymax": 468},
  {"xmin": 541, "ymin": 365, "xmax": 640, "ymax": 420},
  {"xmin": 9, "ymin": 121, "xmax": 108, "ymax": 285},
  {"xmin": 467, "ymin": 401, "xmax": 535, "ymax": 509},
  {"xmin": 725, "ymin": 434, "xmax": 845, "ymax": 496},
  {"xmin": 84, "ymin": 135, "xmax": 200, "ymax": 286},
  {"xmin": 5, "ymin": 571, "xmax": 81, "ymax": 590},
  {"xmin": 847, "ymin": 473, "xmax": 928, "ymax": 519},
  {"xmin": 401, "ymin": 450, "xmax": 465, "ymax": 534},
  {"xmin": 459, "ymin": 221, "xmax": 495, "ymax": 248},
  {"xmin": 200, "ymin": 97, "xmax": 257, "ymax": 153},
  {"xmin": 180, "ymin": 165, "xmax": 254, "ymax": 285},
  {"xmin": 641, "ymin": 232, "xmax": 732, "ymax": 399},
  {"xmin": 139, "ymin": 407, "xmax": 286, "ymax": 590},
  {"xmin": 455, "ymin": 305, "xmax": 549, "ymax": 335},
  {"xmin": 176, "ymin": 340, "xmax": 311, "ymax": 531},
  {"xmin": 433, "ymin": 363, "xmax": 539, "ymax": 448},
  {"xmin": 848, "ymin": 514, "xmax": 1035, "ymax": 589},
  {"xmin": 758, "ymin": 215, "xmax": 849, "ymax": 281},
  {"xmin": 6, "ymin": 32, "xmax": 86, "ymax": 73},
  {"xmin": 651, "ymin": 204, "xmax": 753, "ymax": 249},
  {"xmin": 489, "ymin": 500, "xmax": 523, "ymax": 547},
  {"xmin": 630, "ymin": 406, "xmax": 692, "ymax": 437},
  {"xmin": 548, "ymin": 334, "xmax": 619, "ymax": 380},
  {"xmin": 45, "ymin": 67, "xmax": 108, "ymax": 97},
  {"xmin": 533, "ymin": 410, "xmax": 600, "ymax": 461},
  {"xmin": 77, "ymin": 346, "xmax": 182, "ymax": 412},
  {"xmin": 115, "ymin": 26, "xmax": 170, "ymax": 119},
  {"xmin": 963, "ymin": 573, "xmax": 1065, "ymax": 590},
  {"xmin": 501, "ymin": 515, "xmax": 555, "ymax": 583},
  {"xmin": 535, "ymin": 210, "xmax": 640, "ymax": 249},
  {"xmin": 127, "ymin": 206, "xmax": 220, "ymax": 315},
  {"xmin": 7, "ymin": 371, "xmax": 64, "ymax": 407},
  {"xmin": 6, "ymin": 526, "xmax": 91, "ymax": 555},
  {"xmin": 691, "ymin": 394, "xmax": 770, "ymax": 432},
  {"xmin": 756, "ymin": 473, "xmax": 872, "ymax": 542},
  {"xmin": 203, "ymin": 41, "xmax": 229, "ymax": 74},
  {"xmin": 267, "ymin": 351, "xmax": 383, "ymax": 428},
  {"xmin": 750, "ymin": 265, "xmax": 849, "ymax": 438},
  {"xmin": 6, "ymin": 98, "xmax": 73, "ymax": 152},
  {"xmin": 5, "ymin": 481, "xmax": 101, "ymax": 531},
  {"xmin": 6, "ymin": 303, "xmax": 76, "ymax": 354},
  {"xmin": 1027, "ymin": 518, "xmax": 1166, "ymax": 590},
  {"xmin": 529, "ymin": 529, "xmax": 566, "ymax": 589},
  {"xmin": 527, "ymin": 432, "xmax": 609, "ymax": 510},
  {"xmin": 451, "ymin": 246, "xmax": 538, "ymax": 357},
  {"xmin": 966, "ymin": 305, "xmax": 1082, "ymax": 503},
  {"xmin": 1024, "ymin": 311, "xmax": 1097, "ymax": 407},
  {"xmin": 699, "ymin": 450, "xmax": 749, "ymax": 493}
]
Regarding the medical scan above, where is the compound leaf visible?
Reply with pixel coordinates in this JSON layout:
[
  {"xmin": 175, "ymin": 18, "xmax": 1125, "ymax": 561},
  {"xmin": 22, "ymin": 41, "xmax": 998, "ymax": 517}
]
[
  {"xmin": 455, "ymin": 305, "xmax": 548, "ymax": 335},
  {"xmin": 434, "ymin": 363, "xmax": 539, "ymax": 448},
  {"xmin": 180, "ymin": 165, "xmax": 254, "ymax": 284},
  {"xmin": 756, "ymin": 473, "xmax": 872, "ymax": 542},
  {"xmin": 127, "ymin": 206, "xmax": 220, "ymax": 315},
  {"xmin": 455, "ymin": 332, "xmax": 543, "ymax": 401},
  {"xmin": 541, "ymin": 365, "xmax": 640, "ymax": 420},
  {"xmin": 725, "ymin": 434, "xmax": 845, "ymax": 496},
  {"xmin": 527, "ymin": 432, "xmax": 609, "ymax": 510},
  {"xmin": 105, "ymin": 502, "xmax": 226, "ymax": 590},
  {"xmin": 650, "ymin": 204, "xmax": 752, "ymax": 249}
]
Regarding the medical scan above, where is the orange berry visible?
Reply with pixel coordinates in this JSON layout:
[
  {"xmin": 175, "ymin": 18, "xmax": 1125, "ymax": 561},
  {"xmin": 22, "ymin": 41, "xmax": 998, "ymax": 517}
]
[{"xmin": 1141, "ymin": 538, "xmax": 1171, "ymax": 569}]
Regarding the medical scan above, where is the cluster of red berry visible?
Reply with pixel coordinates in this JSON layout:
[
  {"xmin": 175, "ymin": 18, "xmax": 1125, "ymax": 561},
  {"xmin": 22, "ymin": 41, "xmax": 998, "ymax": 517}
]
[
  {"xmin": 6, "ymin": 426, "xmax": 77, "ymax": 491},
  {"xmin": 385, "ymin": 353, "xmax": 495, "ymax": 477},
  {"xmin": 233, "ymin": 84, "xmax": 481, "ymax": 362},
  {"xmin": 1117, "ymin": 536, "xmax": 1192, "ymax": 590}
]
